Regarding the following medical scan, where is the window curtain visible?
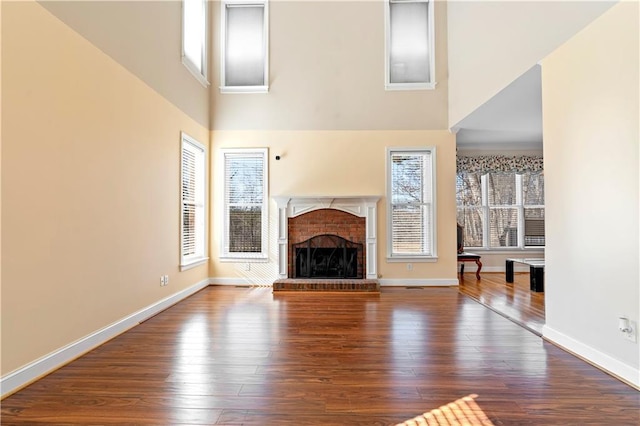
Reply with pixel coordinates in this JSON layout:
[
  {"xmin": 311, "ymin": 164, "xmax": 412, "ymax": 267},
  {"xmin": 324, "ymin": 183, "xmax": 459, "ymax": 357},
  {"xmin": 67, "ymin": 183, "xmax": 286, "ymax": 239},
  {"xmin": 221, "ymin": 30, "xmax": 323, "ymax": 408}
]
[{"xmin": 456, "ymin": 155, "xmax": 543, "ymax": 174}]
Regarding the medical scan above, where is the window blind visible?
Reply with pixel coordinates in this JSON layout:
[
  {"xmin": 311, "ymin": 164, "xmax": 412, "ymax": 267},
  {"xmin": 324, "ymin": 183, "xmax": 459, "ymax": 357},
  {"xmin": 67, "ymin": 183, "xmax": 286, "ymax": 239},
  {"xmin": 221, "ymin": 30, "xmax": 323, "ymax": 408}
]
[
  {"xmin": 181, "ymin": 135, "xmax": 206, "ymax": 264},
  {"xmin": 456, "ymin": 172, "xmax": 484, "ymax": 248},
  {"xmin": 523, "ymin": 172, "xmax": 545, "ymax": 246},
  {"xmin": 388, "ymin": 0, "xmax": 431, "ymax": 84},
  {"xmin": 390, "ymin": 151, "xmax": 433, "ymax": 256},
  {"xmin": 182, "ymin": 148, "xmax": 197, "ymax": 256},
  {"xmin": 224, "ymin": 4, "xmax": 266, "ymax": 87},
  {"xmin": 456, "ymin": 170, "xmax": 545, "ymax": 250},
  {"xmin": 224, "ymin": 151, "xmax": 265, "ymax": 254}
]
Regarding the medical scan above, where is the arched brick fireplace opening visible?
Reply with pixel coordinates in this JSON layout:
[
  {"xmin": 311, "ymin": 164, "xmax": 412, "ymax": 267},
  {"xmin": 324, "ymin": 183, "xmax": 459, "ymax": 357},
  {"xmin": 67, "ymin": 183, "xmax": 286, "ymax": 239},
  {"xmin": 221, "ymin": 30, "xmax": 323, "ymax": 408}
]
[{"xmin": 288, "ymin": 209, "xmax": 366, "ymax": 279}]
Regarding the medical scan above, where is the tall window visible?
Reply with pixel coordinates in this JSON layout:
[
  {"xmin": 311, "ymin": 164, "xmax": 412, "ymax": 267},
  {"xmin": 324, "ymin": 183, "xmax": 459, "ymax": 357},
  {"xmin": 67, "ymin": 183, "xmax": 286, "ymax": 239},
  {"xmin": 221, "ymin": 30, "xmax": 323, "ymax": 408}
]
[
  {"xmin": 387, "ymin": 148, "xmax": 436, "ymax": 259},
  {"xmin": 222, "ymin": 148, "xmax": 268, "ymax": 259},
  {"xmin": 181, "ymin": 133, "xmax": 207, "ymax": 268},
  {"xmin": 220, "ymin": 0, "xmax": 269, "ymax": 93},
  {"xmin": 182, "ymin": 0, "xmax": 209, "ymax": 86},
  {"xmin": 457, "ymin": 172, "xmax": 545, "ymax": 250},
  {"xmin": 385, "ymin": 0, "xmax": 435, "ymax": 90}
]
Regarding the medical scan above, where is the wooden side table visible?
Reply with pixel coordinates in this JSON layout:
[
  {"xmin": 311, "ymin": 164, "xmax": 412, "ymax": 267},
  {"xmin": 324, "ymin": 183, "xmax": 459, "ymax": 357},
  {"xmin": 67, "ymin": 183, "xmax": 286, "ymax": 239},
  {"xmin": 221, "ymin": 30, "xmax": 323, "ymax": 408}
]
[{"xmin": 457, "ymin": 252, "xmax": 482, "ymax": 280}]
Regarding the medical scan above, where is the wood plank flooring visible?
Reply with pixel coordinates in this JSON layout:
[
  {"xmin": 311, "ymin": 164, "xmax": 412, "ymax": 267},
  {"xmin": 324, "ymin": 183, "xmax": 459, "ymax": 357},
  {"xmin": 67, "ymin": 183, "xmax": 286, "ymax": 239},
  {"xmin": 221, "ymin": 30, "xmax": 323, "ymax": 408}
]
[
  {"xmin": 458, "ymin": 272, "xmax": 545, "ymax": 335},
  {"xmin": 2, "ymin": 285, "xmax": 638, "ymax": 425}
]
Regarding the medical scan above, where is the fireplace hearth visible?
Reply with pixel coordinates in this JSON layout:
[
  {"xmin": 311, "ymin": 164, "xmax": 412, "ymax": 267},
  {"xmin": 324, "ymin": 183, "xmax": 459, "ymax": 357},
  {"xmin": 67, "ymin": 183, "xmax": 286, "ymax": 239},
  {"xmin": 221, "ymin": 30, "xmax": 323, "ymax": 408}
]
[{"xmin": 293, "ymin": 234, "xmax": 363, "ymax": 279}]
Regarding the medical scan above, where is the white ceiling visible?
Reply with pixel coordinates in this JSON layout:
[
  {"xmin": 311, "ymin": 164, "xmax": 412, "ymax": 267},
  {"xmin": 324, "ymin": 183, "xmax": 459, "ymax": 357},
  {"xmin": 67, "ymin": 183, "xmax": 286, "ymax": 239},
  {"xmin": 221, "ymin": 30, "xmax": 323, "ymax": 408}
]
[{"xmin": 453, "ymin": 65, "xmax": 543, "ymax": 151}]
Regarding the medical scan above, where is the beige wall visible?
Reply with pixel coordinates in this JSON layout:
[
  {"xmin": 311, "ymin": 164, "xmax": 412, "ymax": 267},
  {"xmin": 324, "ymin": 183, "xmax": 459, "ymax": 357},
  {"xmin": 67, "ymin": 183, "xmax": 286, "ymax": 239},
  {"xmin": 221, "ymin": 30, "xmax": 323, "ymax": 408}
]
[
  {"xmin": 541, "ymin": 1, "xmax": 639, "ymax": 383},
  {"xmin": 1, "ymin": 2, "xmax": 209, "ymax": 376},
  {"xmin": 210, "ymin": 130, "xmax": 458, "ymax": 282},
  {"xmin": 447, "ymin": 0, "xmax": 615, "ymax": 128},
  {"xmin": 39, "ymin": 0, "xmax": 210, "ymax": 128},
  {"xmin": 211, "ymin": 0, "xmax": 449, "ymax": 130},
  {"xmin": 208, "ymin": 1, "xmax": 456, "ymax": 281}
]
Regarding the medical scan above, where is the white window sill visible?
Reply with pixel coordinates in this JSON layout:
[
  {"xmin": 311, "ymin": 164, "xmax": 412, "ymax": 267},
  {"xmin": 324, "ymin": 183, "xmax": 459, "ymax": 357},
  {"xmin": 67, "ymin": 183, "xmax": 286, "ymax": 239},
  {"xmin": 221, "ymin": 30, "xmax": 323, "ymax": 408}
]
[
  {"xmin": 463, "ymin": 248, "xmax": 545, "ymax": 254},
  {"xmin": 220, "ymin": 85, "xmax": 269, "ymax": 94},
  {"xmin": 182, "ymin": 58, "xmax": 210, "ymax": 88},
  {"xmin": 385, "ymin": 81, "xmax": 437, "ymax": 91},
  {"xmin": 180, "ymin": 256, "xmax": 209, "ymax": 271},
  {"xmin": 220, "ymin": 255, "xmax": 269, "ymax": 263},
  {"xmin": 386, "ymin": 256, "xmax": 438, "ymax": 263}
]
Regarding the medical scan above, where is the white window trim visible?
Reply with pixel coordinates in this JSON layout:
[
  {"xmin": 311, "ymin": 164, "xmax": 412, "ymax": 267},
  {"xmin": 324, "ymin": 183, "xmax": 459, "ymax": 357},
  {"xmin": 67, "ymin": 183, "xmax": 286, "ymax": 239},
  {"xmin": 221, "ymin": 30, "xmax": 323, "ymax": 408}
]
[
  {"xmin": 220, "ymin": 148, "xmax": 269, "ymax": 261},
  {"xmin": 219, "ymin": 0, "xmax": 270, "ymax": 94},
  {"xmin": 384, "ymin": 0, "xmax": 436, "ymax": 91},
  {"xmin": 181, "ymin": 0, "xmax": 210, "ymax": 87},
  {"xmin": 180, "ymin": 133, "xmax": 209, "ymax": 270},
  {"xmin": 386, "ymin": 147, "xmax": 438, "ymax": 261}
]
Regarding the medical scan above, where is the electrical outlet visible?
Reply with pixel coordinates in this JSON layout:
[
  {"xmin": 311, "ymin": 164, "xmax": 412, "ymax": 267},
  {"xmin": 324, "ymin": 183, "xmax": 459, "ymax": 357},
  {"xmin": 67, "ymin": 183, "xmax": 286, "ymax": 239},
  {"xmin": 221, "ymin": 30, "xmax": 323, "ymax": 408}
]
[
  {"xmin": 407, "ymin": 263, "xmax": 413, "ymax": 271},
  {"xmin": 624, "ymin": 321, "xmax": 637, "ymax": 343},
  {"xmin": 164, "ymin": 275, "xmax": 169, "ymax": 285},
  {"xmin": 160, "ymin": 276, "xmax": 165, "ymax": 286},
  {"xmin": 619, "ymin": 316, "xmax": 637, "ymax": 343}
]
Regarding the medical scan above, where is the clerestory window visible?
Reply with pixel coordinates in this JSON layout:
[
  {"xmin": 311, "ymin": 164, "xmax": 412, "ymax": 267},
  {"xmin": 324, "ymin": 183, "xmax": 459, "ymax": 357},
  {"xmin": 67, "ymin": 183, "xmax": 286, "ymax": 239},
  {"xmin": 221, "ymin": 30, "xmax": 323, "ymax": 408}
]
[
  {"xmin": 220, "ymin": 0, "xmax": 269, "ymax": 93},
  {"xmin": 182, "ymin": 0, "xmax": 209, "ymax": 86},
  {"xmin": 385, "ymin": 0, "xmax": 436, "ymax": 90}
]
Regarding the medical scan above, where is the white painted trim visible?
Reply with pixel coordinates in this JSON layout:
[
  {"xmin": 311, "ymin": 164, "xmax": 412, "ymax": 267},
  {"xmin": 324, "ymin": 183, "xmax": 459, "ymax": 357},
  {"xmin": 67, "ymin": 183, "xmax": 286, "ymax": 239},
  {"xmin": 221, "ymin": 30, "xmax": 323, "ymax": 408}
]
[
  {"xmin": 0, "ymin": 279, "xmax": 210, "ymax": 399},
  {"xmin": 543, "ymin": 325, "xmax": 640, "ymax": 389},
  {"xmin": 182, "ymin": 57, "xmax": 210, "ymax": 87},
  {"xmin": 385, "ymin": 82, "xmax": 437, "ymax": 91},
  {"xmin": 379, "ymin": 278, "xmax": 458, "ymax": 287},
  {"xmin": 386, "ymin": 147, "xmax": 437, "ymax": 259},
  {"xmin": 220, "ymin": 85, "xmax": 269, "ymax": 94},
  {"xmin": 209, "ymin": 277, "xmax": 274, "ymax": 286},
  {"xmin": 210, "ymin": 277, "xmax": 459, "ymax": 288},
  {"xmin": 180, "ymin": 256, "xmax": 209, "ymax": 271},
  {"xmin": 272, "ymin": 196, "xmax": 381, "ymax": 280},
  {"xmin": 387, "ymin": 256, "xmax": 438, "ymax": 263}
]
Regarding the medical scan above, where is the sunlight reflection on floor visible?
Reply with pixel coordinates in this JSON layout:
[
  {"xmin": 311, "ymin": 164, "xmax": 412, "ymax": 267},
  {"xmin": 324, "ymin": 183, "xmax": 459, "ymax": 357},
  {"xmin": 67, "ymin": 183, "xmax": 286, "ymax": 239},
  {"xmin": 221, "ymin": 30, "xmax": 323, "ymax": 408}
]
[{"xmin": 395, "ymin": 394, "xmax": 494, "ymax": 426}]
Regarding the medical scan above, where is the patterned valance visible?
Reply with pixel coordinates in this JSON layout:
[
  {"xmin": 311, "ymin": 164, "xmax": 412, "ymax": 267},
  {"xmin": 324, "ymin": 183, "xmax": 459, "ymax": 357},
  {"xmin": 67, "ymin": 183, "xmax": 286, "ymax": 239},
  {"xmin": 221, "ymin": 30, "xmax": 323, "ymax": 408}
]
[{"xmin": 457, "ymin": 155, "xmax": 543, "ymax": 174}]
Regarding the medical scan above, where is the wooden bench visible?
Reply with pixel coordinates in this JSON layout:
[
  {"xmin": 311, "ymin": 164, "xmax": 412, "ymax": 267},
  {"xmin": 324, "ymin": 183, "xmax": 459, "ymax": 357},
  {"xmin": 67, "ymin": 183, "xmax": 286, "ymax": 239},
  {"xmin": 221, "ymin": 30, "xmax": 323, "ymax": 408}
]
[{"xmin": 458, "ymin": 252, "xmax": 482, "ymax": 280}]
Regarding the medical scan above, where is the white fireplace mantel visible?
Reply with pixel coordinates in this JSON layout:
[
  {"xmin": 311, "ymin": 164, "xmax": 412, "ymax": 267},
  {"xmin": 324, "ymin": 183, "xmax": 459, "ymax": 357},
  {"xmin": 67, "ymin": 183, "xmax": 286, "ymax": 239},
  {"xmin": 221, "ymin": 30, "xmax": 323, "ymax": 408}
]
[{"xmin": 273, "ymin": 196, "xmax": 381, "ymax": 279}]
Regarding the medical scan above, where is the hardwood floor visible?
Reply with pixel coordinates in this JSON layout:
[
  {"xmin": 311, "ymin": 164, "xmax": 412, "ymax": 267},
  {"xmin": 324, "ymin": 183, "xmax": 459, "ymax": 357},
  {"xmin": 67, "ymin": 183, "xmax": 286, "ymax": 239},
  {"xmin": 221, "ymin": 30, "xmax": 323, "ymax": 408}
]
[
  {"xmin": 458, "ymin": 271, "xmax": 545, "ymax": 335},
  {"xmin": 2, "ymin": 286, "xmax": 638, "ymax": 425}
]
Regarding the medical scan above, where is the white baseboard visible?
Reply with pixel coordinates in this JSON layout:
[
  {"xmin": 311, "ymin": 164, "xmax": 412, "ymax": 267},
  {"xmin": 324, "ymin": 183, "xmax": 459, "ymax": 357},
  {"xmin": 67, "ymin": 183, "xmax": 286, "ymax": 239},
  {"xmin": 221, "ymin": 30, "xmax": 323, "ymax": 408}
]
[
  {"xmin": 0, "ymin": 279, "xmax": 210, "ymax": 399},
  {"xmin": 543, "ymin": 325, "xmax": 640, "ymax": 389},
  {"xmin": 462, "ymin": 266, "xmax": 530, "ymax": 273},
  {"xmin": 210, "ymin": 277, "xmax": 459, "ymax": 288},
  {"xmin": 209, "ymin": 277, "xmax": 275, "ymax": 286},
  {"xmin": 379, "ymin": 278, "xmax": 459, "ymax": 287}
]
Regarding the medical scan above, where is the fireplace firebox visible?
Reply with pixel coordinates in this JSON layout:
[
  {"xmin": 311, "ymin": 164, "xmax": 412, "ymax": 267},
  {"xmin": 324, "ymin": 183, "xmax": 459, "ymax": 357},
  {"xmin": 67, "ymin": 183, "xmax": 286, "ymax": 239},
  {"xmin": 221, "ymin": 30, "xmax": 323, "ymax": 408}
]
[{"xmin": 293, "ymin": 234, "xmax": 363, "ymax": 279}]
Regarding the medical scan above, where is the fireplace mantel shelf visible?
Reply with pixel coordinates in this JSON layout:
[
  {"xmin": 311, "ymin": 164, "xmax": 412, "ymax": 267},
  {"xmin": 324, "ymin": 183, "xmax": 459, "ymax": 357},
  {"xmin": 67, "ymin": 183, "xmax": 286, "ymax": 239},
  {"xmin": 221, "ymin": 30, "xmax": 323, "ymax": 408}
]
[
  {"xmin": 274, "ymin": 195, "xmax": 381, "ymax": 200},
  {"xmin": 274, "ymin": 196, "xmax": 380, "ymax": 218}
]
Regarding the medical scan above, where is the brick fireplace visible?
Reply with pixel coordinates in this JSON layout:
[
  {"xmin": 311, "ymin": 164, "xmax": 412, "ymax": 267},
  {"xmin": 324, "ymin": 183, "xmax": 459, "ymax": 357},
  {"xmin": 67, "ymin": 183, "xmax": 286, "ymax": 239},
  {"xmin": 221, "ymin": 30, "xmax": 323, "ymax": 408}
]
[
  {"xmin": 288, "ymin": 209, "xmax": 365, "ymax": 278},
  {"xmin": 273, "ymin": 196, "xmax": 380, "ymax": 281}
]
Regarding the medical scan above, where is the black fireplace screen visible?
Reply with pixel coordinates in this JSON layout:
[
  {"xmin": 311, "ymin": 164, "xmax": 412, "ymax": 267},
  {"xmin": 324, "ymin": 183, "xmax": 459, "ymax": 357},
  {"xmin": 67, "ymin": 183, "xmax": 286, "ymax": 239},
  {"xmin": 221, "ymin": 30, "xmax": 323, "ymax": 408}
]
[{"xmin": 293, "ymin": 234, "xmax": 363, "ymax": 279}]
